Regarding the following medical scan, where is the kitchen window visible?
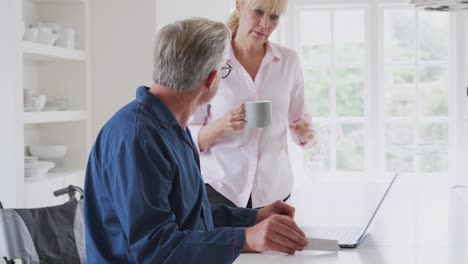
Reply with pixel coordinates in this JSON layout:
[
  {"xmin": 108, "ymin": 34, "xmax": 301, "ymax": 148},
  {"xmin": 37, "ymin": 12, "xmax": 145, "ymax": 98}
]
[{"xmin": 282, "ymin": 1, "xmax": 455, "ymax": 179}]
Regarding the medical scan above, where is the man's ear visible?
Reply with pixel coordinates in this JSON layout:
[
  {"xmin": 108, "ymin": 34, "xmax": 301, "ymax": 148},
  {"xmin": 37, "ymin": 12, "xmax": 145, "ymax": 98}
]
[
  {"xmin": 235, "ymin": 0, "xmax": 240, "ymax": 16},
  {"xmin": 204, "ymin": 70, "xmax": 218, "ymax": 91}
]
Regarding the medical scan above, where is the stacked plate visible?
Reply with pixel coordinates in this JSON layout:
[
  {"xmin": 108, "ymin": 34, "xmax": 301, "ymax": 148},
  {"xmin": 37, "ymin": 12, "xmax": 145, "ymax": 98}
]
[
  {"xmin": 25, "ymin": 156, "xmax": 55, "ymax": 178},
  {"xmin": 28, "ymin": 144, "xmax": 67, "ymax": 172},
  {"xmin": 25, "ymin": 156, "xmax": 39, "ymax": 174},
  {"xmin": 24, "ymin": 88, "xmax": 34, "ymax": 112},
  {"xmin": 49, "ymin": 158, "xmax": 66, "ymax": 172},
  {"xmin": 23, "ymin": 88, "xmax": 46, "ymax": 112}
]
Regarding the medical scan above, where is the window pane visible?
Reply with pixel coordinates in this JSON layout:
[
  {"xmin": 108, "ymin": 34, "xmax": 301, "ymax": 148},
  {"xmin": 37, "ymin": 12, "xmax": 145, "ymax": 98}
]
[
  {"xmin": 384, "ymin": 68, "xmax": 416, "ymax": 116},
  {"xmin": 304, "ymin": 69, "xmax": 330, "ymax": 116},
  {"xmin": 386, "ymin": 152, "xmax": 415, "ymax": 172},
  {"xmin": 336, "ymin": 123, "xmax": 364, "ymax": 171},
  {"xmin": 419, "ymin": 123, "xmax": 448, "ymax": 173},
  {"xmin": 420, "ymin": 123, "xmax": 448, "ymax": 146},
  {"xmin": 420, "ymin": 152, "xmax": 448, "ymax": 173},
  {"xmin": 419, "ymin": 12, "xmax": 450, "ymax": 61},
  {"xmin": 385, "ymin": 122, "xmax": 416, "ymax": 172},
  {"xmin": 336, "ymin": 68, "xmax": 364, "ymax": 117},
  {"xmin": 384, "ymin": 10, "xmax": 416, "ymax": 62},
  {"xmin": 300, "ymin": 11, "xmax": 331, "ymax": 64},
  {"xmin": 386, "ymin": 123, "xmax": 416, "ymax": 147},
  {"xmin": 335, "ymin": 10, "xmax": 365, "ymax": 63},
  {"xmin": 419, "ymin": 67, "xmax": 449, "ymax": 116}
]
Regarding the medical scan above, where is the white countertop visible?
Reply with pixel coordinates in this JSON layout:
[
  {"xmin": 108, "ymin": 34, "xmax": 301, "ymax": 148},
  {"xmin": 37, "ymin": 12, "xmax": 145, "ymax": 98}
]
[{"xmin": 235, "ymin": 175, "xmax": 468, "ymax": 264}]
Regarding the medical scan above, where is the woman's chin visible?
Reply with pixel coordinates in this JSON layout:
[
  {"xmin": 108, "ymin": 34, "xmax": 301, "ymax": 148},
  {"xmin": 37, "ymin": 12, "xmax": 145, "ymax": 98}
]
[{"xmin": 249, "ymin": 34, "xmax": 267, "ymax": 45}]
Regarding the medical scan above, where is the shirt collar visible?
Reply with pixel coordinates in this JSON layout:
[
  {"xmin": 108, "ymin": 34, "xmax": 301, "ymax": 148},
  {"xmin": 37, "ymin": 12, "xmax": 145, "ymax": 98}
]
[
  {"xmin": 227, "ymin": 41, "xmax": 282, "ymax": 64},
  {"xmin": 265, "ymin": 42, "xmax": 282, "ymax": 62},
  {"xmin": 135, "ymin": 86, "xmax": 178, "ymax": 128}
]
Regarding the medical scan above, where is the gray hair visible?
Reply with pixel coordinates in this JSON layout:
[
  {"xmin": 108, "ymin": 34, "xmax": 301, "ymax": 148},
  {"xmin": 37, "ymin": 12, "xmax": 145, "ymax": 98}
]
[{"xmin": 152, "ymin": 18, "xmax": 231, "ymax": 92}]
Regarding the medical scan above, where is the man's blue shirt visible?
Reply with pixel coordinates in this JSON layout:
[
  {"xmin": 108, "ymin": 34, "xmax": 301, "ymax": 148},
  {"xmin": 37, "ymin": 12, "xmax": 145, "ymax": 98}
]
[{"xmin": 84, "ymin": 86, "xmax": 258, "ymax": 263}]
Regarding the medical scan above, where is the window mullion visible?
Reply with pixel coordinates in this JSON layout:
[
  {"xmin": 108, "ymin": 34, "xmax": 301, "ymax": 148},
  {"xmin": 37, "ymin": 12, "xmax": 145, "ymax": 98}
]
[
  {"xmin": 367, "ymin": 2, "xmax": 382, "ymax": 177},
  {"xmin": 415, "ymin": 10, "xmax": 422, "ymax": 173},
  {"xmin": 330, "ymin": 10, "xmax": 338, "ymax": 174}
]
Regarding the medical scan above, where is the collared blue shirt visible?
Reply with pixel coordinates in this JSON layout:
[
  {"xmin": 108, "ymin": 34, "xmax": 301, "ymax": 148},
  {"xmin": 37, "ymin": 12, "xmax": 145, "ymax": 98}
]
[{"xmin": 84, "ymin": 86, "xmax": 258, "ymax": 264}]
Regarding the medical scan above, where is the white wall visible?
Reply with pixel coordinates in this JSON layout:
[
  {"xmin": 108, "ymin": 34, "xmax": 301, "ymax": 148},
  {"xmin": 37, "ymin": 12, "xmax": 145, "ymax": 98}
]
[
  {"xmin": 465, "ymin": 15, "xmax": 468, "ymax": 120},
  {"xmin": 91, "ymin": 0, "xmax": 157, "ymax": 136},
  {"xmin": 155, "ymin": 0, "xmax": 232, "ymax": 31},
  {"xmin": 0, "ymin": 1, "xmax": 22, "ymax": 207},
  {"xmin": 91, "ymin": 0, "xmax": 232, "ymax": 137},
  {"xmin": 455, "ymin": 14, "xmax": 468, "ymax": 186},
  {"xmin": 463, "ymin": 15, "xmax": 468, "ymax": 185}
]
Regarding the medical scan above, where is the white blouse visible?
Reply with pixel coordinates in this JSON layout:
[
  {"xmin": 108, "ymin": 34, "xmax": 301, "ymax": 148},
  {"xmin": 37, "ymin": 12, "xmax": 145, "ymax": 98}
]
[{"xmin": 189, "ymin": 42, "xmax": 312, "ymax": 208}]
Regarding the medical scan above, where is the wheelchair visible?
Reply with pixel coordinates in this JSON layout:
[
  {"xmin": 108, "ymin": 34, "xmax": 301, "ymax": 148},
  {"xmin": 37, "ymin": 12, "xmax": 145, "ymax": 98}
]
[{"xmin": 0, "ymin": 185, "xmax": 85, "ymax": 264}]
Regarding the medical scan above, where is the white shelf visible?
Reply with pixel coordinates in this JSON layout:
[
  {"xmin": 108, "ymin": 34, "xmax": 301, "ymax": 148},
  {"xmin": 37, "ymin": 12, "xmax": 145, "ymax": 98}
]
[
  {"xmin": 22, "ymin": 41, "xmax": 86, "ymax": 62},
  {"xmin": 25, "ymin": 169, "xmax": 85, "ymax": 184},
  {"xmin": 24, "ymin": 110, "xmax": 87, "ymax": 124}
]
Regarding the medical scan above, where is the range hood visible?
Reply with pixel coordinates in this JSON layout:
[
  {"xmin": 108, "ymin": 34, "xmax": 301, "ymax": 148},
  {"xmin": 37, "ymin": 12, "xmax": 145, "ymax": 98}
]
[{"xmin": 411, "ymin": 0, "xmax": 468, "ymax": 11}]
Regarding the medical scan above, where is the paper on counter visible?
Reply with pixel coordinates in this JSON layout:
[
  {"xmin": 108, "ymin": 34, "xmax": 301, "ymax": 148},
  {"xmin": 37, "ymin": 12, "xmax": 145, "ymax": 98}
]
[{"xmin": 305, "ymin": 237, "xmax": 339, "ymax": 251}]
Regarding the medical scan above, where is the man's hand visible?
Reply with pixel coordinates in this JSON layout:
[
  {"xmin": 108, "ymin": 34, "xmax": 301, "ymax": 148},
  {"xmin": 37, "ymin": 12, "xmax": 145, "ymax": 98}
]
[
  {"xmin": 255, "ymin": 200, "xmax": 295, "ymax": 224},
  {"xmin": 244, "ymin": 215, "xmax": 307, "ymax": 254}
]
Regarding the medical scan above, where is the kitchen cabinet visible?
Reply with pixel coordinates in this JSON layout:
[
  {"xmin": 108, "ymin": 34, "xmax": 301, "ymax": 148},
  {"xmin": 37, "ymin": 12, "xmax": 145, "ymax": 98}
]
[{"xmin": 0, "ymin": 0, "xmax": 92, "ymax": 208}]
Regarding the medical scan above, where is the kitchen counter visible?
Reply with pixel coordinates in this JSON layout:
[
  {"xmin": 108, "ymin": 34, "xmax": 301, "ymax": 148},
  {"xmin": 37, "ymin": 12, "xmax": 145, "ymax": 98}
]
[{"xmin": 235, "ymin": 175, "xmax": 466, "ymax": 264}]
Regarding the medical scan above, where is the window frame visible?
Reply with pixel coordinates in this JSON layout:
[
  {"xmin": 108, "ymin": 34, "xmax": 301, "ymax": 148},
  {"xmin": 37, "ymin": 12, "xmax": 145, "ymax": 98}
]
[{"xmin": 281, "ymin": 0, "xmax": 465, "ymax": 182}]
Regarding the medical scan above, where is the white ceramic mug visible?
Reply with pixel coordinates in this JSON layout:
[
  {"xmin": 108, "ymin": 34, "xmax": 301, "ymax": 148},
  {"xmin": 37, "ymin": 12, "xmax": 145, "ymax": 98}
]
[
  {"xmin": 23, "ymin": 27, "xmax": 39, "ymax": 42},
  {"xmin": 245, "ymin": 100, "xmax": 272, "ymax": 128},
  {"xmin": 56, "ymin": 28, "xmax": 76, "ymax": 49}
]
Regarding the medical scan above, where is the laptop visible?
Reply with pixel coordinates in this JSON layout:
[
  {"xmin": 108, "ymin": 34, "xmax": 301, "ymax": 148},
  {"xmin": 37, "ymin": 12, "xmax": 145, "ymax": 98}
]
[{"xmin": 304, "ymin": 173, "xmax": 399, "ymax": 249}]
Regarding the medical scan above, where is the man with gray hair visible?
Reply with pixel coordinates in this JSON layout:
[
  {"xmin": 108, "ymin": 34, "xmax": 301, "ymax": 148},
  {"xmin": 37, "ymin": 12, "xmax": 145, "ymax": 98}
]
[{"xmin": 84, "ymin": 18, "xmax": 307, "ymax": 263}]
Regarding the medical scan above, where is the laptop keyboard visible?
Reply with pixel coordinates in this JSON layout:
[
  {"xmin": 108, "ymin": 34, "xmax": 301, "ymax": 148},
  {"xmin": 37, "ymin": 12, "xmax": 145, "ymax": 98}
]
[{"xmin": 306, "ymin": 227, "xmax": 363, "ymax": 245}]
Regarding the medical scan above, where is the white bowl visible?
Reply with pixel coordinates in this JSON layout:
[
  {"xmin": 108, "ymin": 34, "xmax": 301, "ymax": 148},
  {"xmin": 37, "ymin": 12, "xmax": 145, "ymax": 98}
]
[
  {"xmin": 28, "ymin": 144, "xmax": 67, "ymax": 159},
  {"xmin": 27, "ymin": 95, "xmax": 47, "ymax": 112},
  {"xmin": 23, "ymin": 27, "xmax": 39, "ymax": 42},
  {"xmin": 36, "ymin": 31, "xmax": 59, "ymax": 46}
]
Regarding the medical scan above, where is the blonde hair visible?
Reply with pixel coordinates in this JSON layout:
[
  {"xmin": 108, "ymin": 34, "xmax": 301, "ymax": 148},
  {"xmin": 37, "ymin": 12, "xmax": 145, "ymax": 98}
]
[
  {"xmin": 153, "ymin": 18, "xmax": 230, "ymax": 92},
  {"xmin": 226, "ymin": 0, "xmax": 287, "ymax": 34}
]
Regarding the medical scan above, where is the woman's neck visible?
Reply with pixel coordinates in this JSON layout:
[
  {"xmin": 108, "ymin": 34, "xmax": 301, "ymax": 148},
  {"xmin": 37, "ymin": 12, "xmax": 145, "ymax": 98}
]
[
  {"xmin": 232, "ymin": 34, "xmax": 266, "ymax": 58},
  {"xmin": 232, "ymin": 34, "xmax": 267, "ymax": 81}
]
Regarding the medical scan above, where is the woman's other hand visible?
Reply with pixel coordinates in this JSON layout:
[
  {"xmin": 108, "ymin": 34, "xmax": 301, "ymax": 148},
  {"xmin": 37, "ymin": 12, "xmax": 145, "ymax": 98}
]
[{"xmin": 289, "ymin": 120, "xmax": 314, "ymax": 146}]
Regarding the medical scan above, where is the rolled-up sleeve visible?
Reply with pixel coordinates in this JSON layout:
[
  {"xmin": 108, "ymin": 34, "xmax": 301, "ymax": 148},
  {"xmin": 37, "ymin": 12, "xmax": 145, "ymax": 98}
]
[
  {"xmin": 288, "ymin": 53, "xmax": 316, "ymax": 149},
  {"xmin": 211, "ymin": 205, "xmax": 258, "ymax": 228},
  {"xmin": 105, "ymin": 138, "xmax": 245, "ymax": 264},
  {"xmin": 288, "ymin": 53, "xmax": 307, "ymax": 124},
  {"xmin": 188, "ymin": 104, "xmax": 210, "ymax": 153}
]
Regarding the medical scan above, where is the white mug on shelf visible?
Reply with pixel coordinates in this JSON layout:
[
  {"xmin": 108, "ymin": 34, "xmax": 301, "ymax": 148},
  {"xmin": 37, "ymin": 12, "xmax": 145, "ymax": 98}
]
[
  {"xmin": 56, "ymin": 28, "xmax": 76, "ymax": 49},
  {"xmin": 36, "ymin": 27, "xmax": 59, "ymax": 46},
  {"xmin": 23, "ymin": 27, "xmax": 39, "ymax": 42}
]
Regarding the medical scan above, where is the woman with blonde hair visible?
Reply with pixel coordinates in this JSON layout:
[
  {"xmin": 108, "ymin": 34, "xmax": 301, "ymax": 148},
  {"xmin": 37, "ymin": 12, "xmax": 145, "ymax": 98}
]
[{"xmin": 189, "ymin": 0, "xmax": 315, "ymax": 209}]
